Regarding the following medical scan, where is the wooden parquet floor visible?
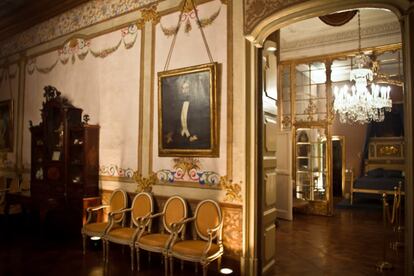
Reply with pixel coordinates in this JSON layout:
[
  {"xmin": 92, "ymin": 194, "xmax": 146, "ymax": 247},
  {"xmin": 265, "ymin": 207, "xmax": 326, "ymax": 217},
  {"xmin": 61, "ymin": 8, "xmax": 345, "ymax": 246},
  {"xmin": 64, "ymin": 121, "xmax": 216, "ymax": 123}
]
[
  {"xmin": 0, "ymin": 205, "xmax": 405, "ymax": 275},
  {"xmin": 274, "ymin": 207, "xmax": 404, "ymax": 275}
]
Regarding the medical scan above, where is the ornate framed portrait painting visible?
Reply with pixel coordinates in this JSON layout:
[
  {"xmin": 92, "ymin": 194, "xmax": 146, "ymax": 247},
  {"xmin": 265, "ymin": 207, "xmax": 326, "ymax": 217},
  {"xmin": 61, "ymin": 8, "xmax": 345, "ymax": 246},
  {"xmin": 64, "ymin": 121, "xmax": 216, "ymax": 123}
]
[
  {"xmin": 0, "ymin": 99, "xmax": 13, "ymax": 152},
  {"xmin": 158, "ymin": 62, "xmax": 219, "ymax": 157}
]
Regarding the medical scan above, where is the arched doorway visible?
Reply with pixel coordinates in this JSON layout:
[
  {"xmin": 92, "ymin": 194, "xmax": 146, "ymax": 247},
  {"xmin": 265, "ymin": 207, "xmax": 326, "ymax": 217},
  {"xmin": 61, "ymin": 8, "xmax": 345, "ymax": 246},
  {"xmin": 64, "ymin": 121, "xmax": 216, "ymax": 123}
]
[{"xmin": 243, "ymin": 1, "xmax": 413, "ymax": 275}]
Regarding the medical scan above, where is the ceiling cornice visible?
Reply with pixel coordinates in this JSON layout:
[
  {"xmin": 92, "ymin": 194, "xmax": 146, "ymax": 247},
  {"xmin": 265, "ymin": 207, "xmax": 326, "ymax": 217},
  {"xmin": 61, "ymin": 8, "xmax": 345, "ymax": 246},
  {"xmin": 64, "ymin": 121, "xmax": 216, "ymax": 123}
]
[
  {"xmin": 281, "ymin": 21, "xmax": 401, "ymax": 52},
  {"xmin": 0, "ymin": 0, "xmax": 89, "ymax": 42}
]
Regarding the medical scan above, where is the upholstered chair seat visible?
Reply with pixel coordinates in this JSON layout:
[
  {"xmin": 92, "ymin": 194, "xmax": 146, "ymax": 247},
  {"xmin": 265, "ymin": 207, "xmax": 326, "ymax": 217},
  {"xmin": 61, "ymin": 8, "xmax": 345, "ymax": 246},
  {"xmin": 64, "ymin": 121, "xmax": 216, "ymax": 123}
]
[
  {"xmin": 83, "ymin": 222, "xmax": 116, "ymax": 234},
  {"xmin": 81, "ymin": 188, "xmax": 128, "ymax": 257},
  {"xmin": 101, "ymin": 226, "xmax": 130, "ymax": 240},
  {"xmin": 104, "ymin": 192, "xmax": 153, "ymax": 271},
  {"xmin": 168, "ymin": 199, "xmax": 223, "ymax": 276},
  {"xmin": 170, "ymin": 240, "xmax": 220, "ymax": 257},
  {"xmin": 135, "ymin": 195, "xmax": 187, "ymax": 274},
  {"xmin": 138, "ymin": 233, "xmax": 170, "ymax": 248}
]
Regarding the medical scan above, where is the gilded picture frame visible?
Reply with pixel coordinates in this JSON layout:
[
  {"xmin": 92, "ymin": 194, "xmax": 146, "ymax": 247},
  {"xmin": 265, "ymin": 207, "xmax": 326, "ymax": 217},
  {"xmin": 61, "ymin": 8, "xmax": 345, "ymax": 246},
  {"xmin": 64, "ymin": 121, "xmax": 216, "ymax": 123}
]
[
  {"xmin": 158, "ymin": 62, "xmax": 219, "ymax": 157},
  {"xmin": 0, "ymin": 99, "xmax": 13, "ymax": 152}
]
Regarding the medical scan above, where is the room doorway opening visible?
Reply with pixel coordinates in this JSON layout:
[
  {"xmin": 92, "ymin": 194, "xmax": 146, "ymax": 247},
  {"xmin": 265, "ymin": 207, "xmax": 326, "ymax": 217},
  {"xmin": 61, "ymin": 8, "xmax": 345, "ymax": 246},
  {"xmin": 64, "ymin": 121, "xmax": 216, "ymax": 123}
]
[{"xmin": 252, "ymin": 4, "xmax": 409, "ymax": 275}]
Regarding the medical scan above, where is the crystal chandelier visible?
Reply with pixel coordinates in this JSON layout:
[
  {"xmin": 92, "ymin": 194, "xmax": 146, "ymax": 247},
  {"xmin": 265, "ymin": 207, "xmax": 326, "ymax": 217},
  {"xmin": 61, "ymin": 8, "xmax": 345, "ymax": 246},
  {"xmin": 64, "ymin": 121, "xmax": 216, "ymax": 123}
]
[{"xmin": 333, "ymin": 10, "xmax": 392, "ymax": 124}]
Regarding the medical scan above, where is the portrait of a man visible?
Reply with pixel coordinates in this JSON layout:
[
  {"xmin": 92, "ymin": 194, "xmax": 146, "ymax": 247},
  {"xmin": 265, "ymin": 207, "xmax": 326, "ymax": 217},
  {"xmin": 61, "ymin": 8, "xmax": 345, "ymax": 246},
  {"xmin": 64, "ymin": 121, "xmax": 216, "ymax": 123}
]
[
  {"xmin": 158, "ymin": 63, "xmax": 218, "ymax": 157},
  {"xmin": 0, "ymin": 100, "xmax": 13, "ymax": 151}
]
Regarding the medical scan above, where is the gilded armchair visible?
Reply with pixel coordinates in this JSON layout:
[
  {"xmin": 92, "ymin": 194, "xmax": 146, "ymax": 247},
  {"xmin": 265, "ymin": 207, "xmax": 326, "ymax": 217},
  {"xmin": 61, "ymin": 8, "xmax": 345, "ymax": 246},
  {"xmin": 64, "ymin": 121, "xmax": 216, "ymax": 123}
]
[
  {"xmin": 103, "ymin": 192, "xmax": 153, "ymax": 270},
  {"xmin": 135, "ymin": 195, "xmax": 187, "ymax": 274},
  {"xmin": 168, "ymin": 199, "xmax": 223, "ymax": 276},
  {"xmin": 81, "ymin": 188, "xmax": 128, "ymax": 257}
]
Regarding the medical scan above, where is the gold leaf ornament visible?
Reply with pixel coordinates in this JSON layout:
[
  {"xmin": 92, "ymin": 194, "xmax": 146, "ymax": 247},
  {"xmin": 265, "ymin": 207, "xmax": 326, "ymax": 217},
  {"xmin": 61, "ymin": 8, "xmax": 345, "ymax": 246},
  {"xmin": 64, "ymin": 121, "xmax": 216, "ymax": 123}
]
[
  {"xmin": 219, "ymin": 176, "xmax": 242, "ymax": 203},
  {"xmin": 134, "ymin": 171, "xmax": 157, "ymax": 193}
]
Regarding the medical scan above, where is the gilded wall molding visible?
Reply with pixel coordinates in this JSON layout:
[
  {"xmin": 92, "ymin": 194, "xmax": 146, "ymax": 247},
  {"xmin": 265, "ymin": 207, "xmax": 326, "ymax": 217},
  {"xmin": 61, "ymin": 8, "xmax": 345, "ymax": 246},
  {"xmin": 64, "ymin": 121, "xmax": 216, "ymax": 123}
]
[
  {"xmin": 0, "ymin": 0, "xmax": 162, "ymax": 58},
  {"xmin": 137, "ymin": 4, "xmax": 161, "ymax": 29},
  {"xmin": 222, "ymin": 206, "xmax": 243, "ymax": 257},
  {"xmin": 244, "ymin": 0, "xmax": 308, "ymax": 34},
  {"xmin": 219, "ymin": 176, "xmax": 242, "ymax": 204},
  {"xmin": 133, "ymin": 171, "xmax": 157, "ymax": 192}
]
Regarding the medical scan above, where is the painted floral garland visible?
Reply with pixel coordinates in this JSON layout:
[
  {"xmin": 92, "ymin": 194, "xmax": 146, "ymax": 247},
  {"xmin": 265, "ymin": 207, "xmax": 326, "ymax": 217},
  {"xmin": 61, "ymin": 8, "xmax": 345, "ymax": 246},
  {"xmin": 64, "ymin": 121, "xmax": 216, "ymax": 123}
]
[
  {"xmin": 99, "ymin": 164, "xmax": 135, "ymax": 178},
  {"xmin": 160, "ymin": 2, "xmax": 222, "ymax": 37},
  {"xmin": 27, "ymin": 24, "xmax": 139, "ymax": 75}
]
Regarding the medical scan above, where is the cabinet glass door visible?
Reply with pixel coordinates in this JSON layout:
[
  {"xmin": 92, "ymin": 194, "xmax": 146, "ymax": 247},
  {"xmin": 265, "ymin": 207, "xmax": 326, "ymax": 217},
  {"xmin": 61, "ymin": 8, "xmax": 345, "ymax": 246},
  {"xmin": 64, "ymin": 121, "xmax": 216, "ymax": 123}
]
[{"xmin": 294, "ymin": 127, "xmax": 331, "ymax": 215}]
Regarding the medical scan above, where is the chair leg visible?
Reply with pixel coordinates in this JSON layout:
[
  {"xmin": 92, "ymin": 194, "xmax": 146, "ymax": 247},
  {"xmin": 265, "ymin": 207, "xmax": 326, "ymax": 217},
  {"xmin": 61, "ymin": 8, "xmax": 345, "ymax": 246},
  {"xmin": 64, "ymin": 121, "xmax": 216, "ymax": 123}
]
[
  {"xmin": 195, "ymin": 262, "xmax": 198, "ymax": 273},
  {"xmin": 106, "ymin": 241, "xmax": 110, "ymax": 263},
  {"xmin": 102, "ymin": 240, "xmax": 106, "ymax": 261},
  {"xmin": 203, "ymin": 264, "xmax": 208, "ymax": 276},
  {"xmin": 169, "ymin": 257, "xmax": 173, "ymax": 276},
  {"xmin": 130, "ymin": 245, "xmax": 135, "ymax": 271},
  {"xmin": 180, "ymin": 260, "xmax": 184, "ymax": 271},
  {"xmin": 136, "ymin": 248, "xmax": 141, "ymax": 271},
  {"xmin": 164, "ymin": 255, "xmax": 168, "ymax": 276},
  {"xmin": 217, "ymin": 256, "xmax": 222, "ymax": 271},
  {"xmin": 148, "ymin": 252, "xmax": 151, "ymax": 263},
  {"xmin": 82, "ymin": 234, "xmax": 86, "ymax": 255}
]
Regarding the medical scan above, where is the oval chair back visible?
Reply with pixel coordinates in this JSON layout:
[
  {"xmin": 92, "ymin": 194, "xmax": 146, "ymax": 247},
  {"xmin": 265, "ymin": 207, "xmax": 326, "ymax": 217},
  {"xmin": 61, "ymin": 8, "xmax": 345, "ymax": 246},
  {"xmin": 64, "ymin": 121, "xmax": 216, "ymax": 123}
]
[
  {"xmin": 163, "ymin": 196, "xmax": 187, "ymax": 234},
  {"xmin": 109, "ymin": 189, "xmax": 128, "ymax": 224},
  {"xmin": 194, "ymin": 199, "xmax": 223, "ymax": 241},
  {"xmin": 131, "ymin": 192, "xmax": 153, "ymax": 228}
]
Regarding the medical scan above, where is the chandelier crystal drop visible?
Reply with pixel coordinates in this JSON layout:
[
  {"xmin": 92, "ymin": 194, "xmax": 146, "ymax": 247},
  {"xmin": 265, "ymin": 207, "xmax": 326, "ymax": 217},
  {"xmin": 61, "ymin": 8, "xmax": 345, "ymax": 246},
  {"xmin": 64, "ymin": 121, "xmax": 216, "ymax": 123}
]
[{"xmin": 333, "ymin": 10, "xmax": 392, "ymax": 124}]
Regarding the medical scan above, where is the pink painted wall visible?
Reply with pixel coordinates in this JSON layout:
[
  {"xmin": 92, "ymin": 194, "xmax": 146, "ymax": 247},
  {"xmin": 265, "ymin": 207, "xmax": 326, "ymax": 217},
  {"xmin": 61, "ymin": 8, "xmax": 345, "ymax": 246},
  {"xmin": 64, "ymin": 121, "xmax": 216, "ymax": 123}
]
[
  {"xmin": 331, "ymin": 119, "xmax": 367, "ymax": 178},
  {"xmin": 331, "ymin": 85, "xmax": 403, "ymax": 197}
]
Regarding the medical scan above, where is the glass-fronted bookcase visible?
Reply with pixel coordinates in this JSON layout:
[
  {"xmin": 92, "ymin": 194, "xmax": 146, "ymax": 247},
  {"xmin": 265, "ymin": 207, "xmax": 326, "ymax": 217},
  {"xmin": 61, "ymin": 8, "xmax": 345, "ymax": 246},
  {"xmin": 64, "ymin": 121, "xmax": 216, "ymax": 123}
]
[{"xmin": 295, "ymin": 127, "xmax": 327, "ymax": 201}]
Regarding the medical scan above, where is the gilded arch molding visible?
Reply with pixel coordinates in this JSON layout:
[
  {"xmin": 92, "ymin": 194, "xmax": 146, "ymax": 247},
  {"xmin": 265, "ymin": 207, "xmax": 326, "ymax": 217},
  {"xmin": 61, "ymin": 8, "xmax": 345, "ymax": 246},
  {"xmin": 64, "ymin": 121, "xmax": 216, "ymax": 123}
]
[{"xmin": 244, "ymin": 0, "xmax": 409, "ymax": 47}]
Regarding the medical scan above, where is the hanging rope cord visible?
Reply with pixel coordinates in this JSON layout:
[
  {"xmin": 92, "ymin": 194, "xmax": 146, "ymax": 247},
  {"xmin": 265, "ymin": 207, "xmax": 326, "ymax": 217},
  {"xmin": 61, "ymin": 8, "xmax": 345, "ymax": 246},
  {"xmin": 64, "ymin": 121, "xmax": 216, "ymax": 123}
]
[{"xmin": 164, "ymin": 0, "xmax": 214, "ymax": 71}]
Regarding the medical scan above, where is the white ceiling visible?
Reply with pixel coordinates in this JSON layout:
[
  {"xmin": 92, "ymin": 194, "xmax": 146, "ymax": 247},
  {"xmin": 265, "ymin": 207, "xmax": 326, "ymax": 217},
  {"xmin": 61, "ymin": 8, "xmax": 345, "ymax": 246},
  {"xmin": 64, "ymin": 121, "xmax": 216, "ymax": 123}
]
[{"xmin": 280, "ymin": 8, "xmax": 401, "ymax": 60}]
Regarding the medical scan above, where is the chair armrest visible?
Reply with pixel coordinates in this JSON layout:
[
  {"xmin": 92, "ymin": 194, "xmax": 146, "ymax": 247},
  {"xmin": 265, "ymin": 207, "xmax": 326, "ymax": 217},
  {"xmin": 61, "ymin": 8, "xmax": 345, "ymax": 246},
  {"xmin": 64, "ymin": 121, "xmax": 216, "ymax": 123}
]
[
  {"xmin": 108, "ymin": 207, "xmax": 131, "ymax": 217},
  {"xmin": 202, "ymin": 224, "xmax": 223, "ymax": 258},
  {"xmin": 86, "ymin": 204, "xmax": 109, "ymax": 213},
  {"xmin": 136, "ymin": 212, "xmax": 164, "ymax": 232},
  {"xmin": 201, "ymin": 223, "xmax": 223, "ymax": 257},
  {"xmin": 85, "ymin": 205, "xmax": 109, "ymax": 224},
  {"xmin": 207, "ymin": 223, "xmax": 222, "ymax": 235},
  {"xmin": 171, "ymin": 217, "xmax": 195, "ymax": 233},
  {"xmin": 136, "ymin": 212, "xmax": 153, "ymax": 223},
  {"xmin": 105, "ymin": 208, "xmax": 131, "ymax": 233},
  {"xmin": 168, "ymin": 217, "xmax": 196, "ymax": 250}
]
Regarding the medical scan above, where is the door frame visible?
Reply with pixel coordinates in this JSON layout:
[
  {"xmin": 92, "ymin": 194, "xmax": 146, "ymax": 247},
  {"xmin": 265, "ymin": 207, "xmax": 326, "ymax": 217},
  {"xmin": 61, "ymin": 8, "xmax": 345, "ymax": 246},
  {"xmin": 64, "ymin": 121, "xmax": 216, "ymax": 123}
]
[
  {"xmin": 332, "ymin": 135, "xmax": 346, "ymax": 198},
  {"xmin": 243, "ymin": 1, "xmax": 413, "ymax": 275}
]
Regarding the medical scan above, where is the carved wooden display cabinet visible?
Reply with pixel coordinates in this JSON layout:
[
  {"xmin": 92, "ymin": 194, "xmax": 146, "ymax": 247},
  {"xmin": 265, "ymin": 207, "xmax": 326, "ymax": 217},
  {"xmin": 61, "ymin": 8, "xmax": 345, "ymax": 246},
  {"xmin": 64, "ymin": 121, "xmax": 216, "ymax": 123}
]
[{"xmin": 30, "ymin": 86, "xmax": 100, "ymax": 234}]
